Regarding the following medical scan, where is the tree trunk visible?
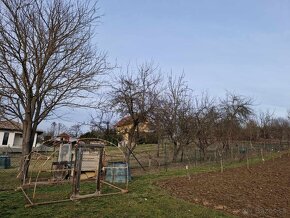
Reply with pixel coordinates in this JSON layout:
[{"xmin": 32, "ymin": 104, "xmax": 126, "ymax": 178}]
[
  {"xmin": 201, "ymin": 146, "xmax": 207, "ymax": 161},
  {"xmin": 172, "ymin": 142, "xmax": 181, "ymax": 162},
  {"xmin": 156, "ymin": 141, "xmax": 160, "ymax": 158},
  {"xmin": 124, "ymin": 123, "xmax": 138, "ymax": 167},
  {"xmin": 125, "ymin": 149, "xmax": 131, "ymax": 166},
  {"xmin": 125, "ymin": 136, "xmax": 133, "ymax": 166},
  {"xmin": 156, "ymin": 124, "xmax": 161, "ymax": 158},
  {"xmin": 197, "ymin": 138, "xmax": 207, "ymax": 161},
  {"xmin": 20, "ymin": 119, "xmax": 35, "ymax": 184},
  {"xmin": 180, "ymin": 148, "xmax": 184, "ymax": 162}
]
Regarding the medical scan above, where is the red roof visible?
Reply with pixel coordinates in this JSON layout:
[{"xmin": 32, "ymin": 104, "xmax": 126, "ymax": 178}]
[
  {"xmin": 57, "ymin": 132, "xmax": 70, "ymax": 138},
  {"xmin": 115, "ymin": 115, "xmax": 148, "ymax": 128},
  {"xmin": 115, "ymin": 116, "xmax": 132, "ymax": 127}
]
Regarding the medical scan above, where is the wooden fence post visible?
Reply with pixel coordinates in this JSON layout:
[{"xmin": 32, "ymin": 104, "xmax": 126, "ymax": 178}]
[
  {"xmin": 260, "ymin": 148, "xmax": 265, "ymax": 163},
  {"xmin": 96, "ymin": 147, "xmax": 103, "ymax": 193},
  {"xmin": 194, "ymin": 149, "xmax": 197, "ymax": 167},
  {"xmin": 246, "ymin": 148, "xmax": 249, "ymax": 170},
  {"xmin": 220, "ymin": 157, "xmax": 223, "ymax": 173},
  {"xmin": 72, "ymin": 146, "xmax": 83, "ymax": 198}
]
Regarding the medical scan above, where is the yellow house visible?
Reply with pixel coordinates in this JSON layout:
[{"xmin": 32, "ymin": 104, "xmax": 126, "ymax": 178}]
[{"xmin": 115, "ymin": 116, "xmax": 154, "ymax": 143}]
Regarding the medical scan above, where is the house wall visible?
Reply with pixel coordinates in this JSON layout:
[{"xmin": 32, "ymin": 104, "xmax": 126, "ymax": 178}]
[
  {"xmin": 14, "ymin": 132, "xmax": 38, "ymax": 147},
  {"xmin": 0, "ymin": 130, "xmax": 38, "ymax": 148},
  {"xmin": 0, "ymin": 131, "xmax": 15, "ymax": 147},
  {"xmin": 33, "ymin": 133, "xmax": 38, "ymax": 147},
  {"xmin": 116, "ymin": 122, "xmax": 152, "ymax": 143},
  {"xmin": 0, "ymin": 132, "xmax": 3, "ymax": 146},
  {"xmin": 7, "ymin": 132, "xmax": 15, "ymax": 147},
  {"xmin": 116, "ymin": 124, "xmax": 131, "ymax": 142},
  {"xmin": 14, "ymin": 133, "xmax": 23, "ymax": 147}
]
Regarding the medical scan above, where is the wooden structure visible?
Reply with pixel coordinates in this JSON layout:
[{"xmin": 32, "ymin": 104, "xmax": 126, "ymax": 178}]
[
  {"xmin": 71, "ymin": 144, "xmax": 104, "ymax": 199},
  {"xmin": 18, "ymin": 138, "xmax": 129, "ymax": 207}
]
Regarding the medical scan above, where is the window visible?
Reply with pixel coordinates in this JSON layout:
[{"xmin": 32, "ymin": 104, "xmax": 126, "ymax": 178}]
[{"xmin": 2, "ymin": 132, "xmax": 9, "ymax": 145}]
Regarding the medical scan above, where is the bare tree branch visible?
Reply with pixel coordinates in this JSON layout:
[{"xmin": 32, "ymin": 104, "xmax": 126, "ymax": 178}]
[{"xmin": 0, "ymin": 0, "xmax": 109, "ymax": 180}]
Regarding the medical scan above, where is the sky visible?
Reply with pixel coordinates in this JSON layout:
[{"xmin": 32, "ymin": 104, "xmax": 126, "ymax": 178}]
[{"xmin": 40, "ymin": 0, "xmax": 290, "ymax": 131}]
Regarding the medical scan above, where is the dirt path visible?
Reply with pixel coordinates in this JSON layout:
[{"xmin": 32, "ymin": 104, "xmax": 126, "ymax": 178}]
[{"xmin": 157, "ymin": 154, "xmax": 290, "ymax": 217}]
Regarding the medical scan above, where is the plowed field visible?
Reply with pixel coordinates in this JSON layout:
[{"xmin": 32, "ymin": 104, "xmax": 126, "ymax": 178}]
[{"xmin": 157, "ymin": 154, "xmax": 290, "ymax": 217}]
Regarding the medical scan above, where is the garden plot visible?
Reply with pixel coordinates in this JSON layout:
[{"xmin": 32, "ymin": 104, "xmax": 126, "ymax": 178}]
[{"xmin": 157, "ymin": 154, "xmax": 290, "ymax": 218}]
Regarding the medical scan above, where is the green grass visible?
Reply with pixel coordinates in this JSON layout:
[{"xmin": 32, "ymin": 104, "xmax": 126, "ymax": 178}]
[
  {"xmin": 0, "ymin": 150, "xmax": 286, "ymax": 218},
  {"xmin": 0, "ymin": 166, "xmax": 235, "ymax": 218}
]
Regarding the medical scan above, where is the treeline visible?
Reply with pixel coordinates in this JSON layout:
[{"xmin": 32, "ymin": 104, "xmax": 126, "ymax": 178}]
[{"xmin": 102, "ymin": 62, "xmax": 290, "ymax": 162}]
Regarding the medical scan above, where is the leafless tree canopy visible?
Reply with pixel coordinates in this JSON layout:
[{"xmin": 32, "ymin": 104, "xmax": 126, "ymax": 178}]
[
  {"xmin": 0, "ymin": 0, "xmax": 107, "ymax": 121},
  {"xmin": 69, "ymin": 123, "xmax": 82, "ymax": 138},
  {"xmin": 48, "ymin": 121, "xmax": 67, "ymax": 137},
  {"xmin": 111, "ymin": 63, "xmax": 161, "ymax": 119},
  {"xmin": 0, "ymin": 0, "xmax": 108, "ymax": 178},
  {"xmin": 110, "ymin": 62, "xmax": 162, "ymax": 162},
  {"xmin": 158, "ymin": 74, "xmax": 195, "ymax": 162},
  {"xmin": 193, "ymin": 93, "xmax": 219, "ymax": 159},
  {"xmin": 217, "ymin": 92, "xmax": 253, "ymax": 149}
]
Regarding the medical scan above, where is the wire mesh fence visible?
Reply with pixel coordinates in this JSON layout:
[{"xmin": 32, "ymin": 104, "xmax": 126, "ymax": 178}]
[
  {"xmin": 128, "ymin": 141, "xmax": 290, "ymax": 173},
  {"xmin": 1, "ymin": 141, "xmax": 290, "ymax": 191},
  {"xmin": 0, "ymin": 153, "xmax": 22, "ymax": 191}
]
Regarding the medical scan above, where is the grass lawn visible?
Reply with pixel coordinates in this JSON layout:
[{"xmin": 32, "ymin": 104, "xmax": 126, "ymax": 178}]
[
  {"xmin": 0, "ymin": 176, "xmax": 230, "ymax": 218},
  {"xmin": 0, "ymin": 150, "xmax": 282, "ymax": 218}
]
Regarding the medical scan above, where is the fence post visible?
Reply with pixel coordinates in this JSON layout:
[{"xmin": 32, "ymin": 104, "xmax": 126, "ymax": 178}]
[
  {"xmin": 246, "ymin": 148, "xmax": 249, "ymax": 170},
  {"xmin": 220, "ymin": 156, "xmax": 223, "ymax": 173},
  {"xmin": 164, "ymin": 143, "xmax": 167, "ymax": 172},
  {"xmin": 194, "ymin": 149, "xmax": 197, "ymax": 167},
  {"xmin": 148, "ymin": 153, "xmax": 152, "ymax": 168},
  {"xmin": 260, "ymin": 148, "xmax": 265, "ymax": 163}
]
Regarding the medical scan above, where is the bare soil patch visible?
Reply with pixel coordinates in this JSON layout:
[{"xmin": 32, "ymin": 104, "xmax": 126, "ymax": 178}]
[{"xmin": 157, "ymin": 154, "xmax": 290, "ymax": 217}]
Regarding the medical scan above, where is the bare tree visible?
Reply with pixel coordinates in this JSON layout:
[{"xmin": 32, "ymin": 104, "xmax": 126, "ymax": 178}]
[
  {"xmin": 243, "ymin": 118, "xmax": 259, "ymax": 147},
  {"xmin": 110, "ymin": 62, "xmax": 161, "ymax": 163},
  {"xmin": 193, "ymin": 94, "xmax": 218, "ymax": 160},
  {"xmin": 270, "ymin": 117, "xmax": 289, "ymax": 145},
  {"xmin": 90, "ymin": 110, "xmax": 115, "ymax": 134},
  {"xmin": 159, "ymin": 74, "xmax": 195, "ymax": 162},
  {"xmin": 0, "ymin": 0, "xmax": 108, "ymax": 180},
  {"xmin": 86, "ymin": 110, "xmax": 121, "ymax": 144},
  {"xmin": 45, "ymin": 121, "xmax": 57, "ymax": 137},
  {"xmin": 258, "ymin": 110, "xmax": 274, "ymax": 146},
  {"xmin": 217, "ymin": 92, "xmax": 253, "ymax": 150},
  {"xmin": 69, "ymin": 123, "xmax": 82, "ymax": 138}
]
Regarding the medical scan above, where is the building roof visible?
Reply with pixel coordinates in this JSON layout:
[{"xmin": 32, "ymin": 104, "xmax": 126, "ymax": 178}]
[
  {"xmin": 56, "ymin": 132, "xmax": 71, "ymax": 142},
  {"xmin": 0, "ymin": 120, "xmax": 43, "ymax": 134},
  {"xmin": 57, "ymin": 132, "xmax": 70, "ymax": 138},
  {"xmin": 0, "ymin": 120, "xmax": 22, "ymax": 131},
  {"xmin": 115, "ymin": 116, "xmax": 133, "ymax": 127},
  {"xmin": 114, "ymin": 115, "xmax": 151, "ymax": 129}
]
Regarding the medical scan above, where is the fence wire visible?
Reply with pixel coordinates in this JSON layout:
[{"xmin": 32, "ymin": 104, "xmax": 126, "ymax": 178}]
[{"xmin": 1, "ymin": 142, "xmax": 290, "ymax": 191}]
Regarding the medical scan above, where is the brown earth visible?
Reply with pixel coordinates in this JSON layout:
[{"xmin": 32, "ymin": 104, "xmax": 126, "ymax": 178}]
[{"xmin": 157, "ymin": 154, "xmax": 290, "ymax": 218}]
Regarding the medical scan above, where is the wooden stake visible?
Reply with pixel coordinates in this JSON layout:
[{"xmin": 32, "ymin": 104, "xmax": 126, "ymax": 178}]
[
  {"xmin": 96, "ymin": 148, "xmax": 103, "ymax": 193},
  {"xmin": 246, "ymin": 149, "xmax": 249, "ymax": 170},
  {"xmin": 148, "ymin": 153, "xmax": 151, "ymax": 168},
  {"xmin": 260, "ymin": 148, "xmax": 265, "ymax": 163},
  {"xmin": 195, "ymin": 149, "xmax": 197, "ymax": 167},
  {"xmin": 186, "ymin": 165, "xmax": 191, "ymax": 180}
]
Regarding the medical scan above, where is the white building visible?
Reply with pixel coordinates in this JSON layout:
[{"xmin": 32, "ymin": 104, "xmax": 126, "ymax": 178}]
[{"xmin": 0, "ymin": 121, "xmax": 42, "ymax": 148}]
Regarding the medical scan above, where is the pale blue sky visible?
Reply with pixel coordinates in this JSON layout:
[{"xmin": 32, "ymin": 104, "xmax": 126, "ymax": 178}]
[
  {"xmin": 97, "ymin": 0, "xmax": 290, "ymax": 113},
  {"xmin": 40, "ymin": 0, "xmax": 290, "ymax": 130}
]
